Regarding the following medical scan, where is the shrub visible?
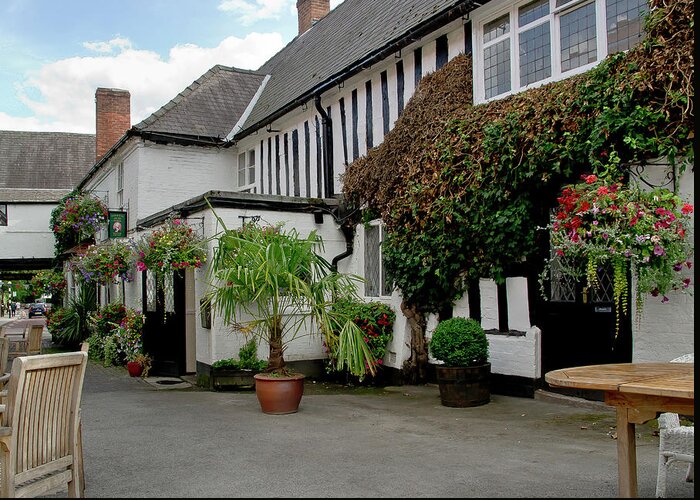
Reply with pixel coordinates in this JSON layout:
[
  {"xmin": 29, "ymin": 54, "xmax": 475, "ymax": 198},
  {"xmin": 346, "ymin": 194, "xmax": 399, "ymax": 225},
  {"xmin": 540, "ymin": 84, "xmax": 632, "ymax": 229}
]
[
  {"xmin": 327, "ymin": 299, "xmax": 395, "ymax": 378},
  {"xmin": 429, "ymin": 317, "xmax": 488, "ymax": 367},
  {"xmin": 48, "ymin": 284, "xmax": 97, "ymax": 348},
  {"xmin": 212, "ymin": 339, "xmax": 267, "ymax": 371},
  {"xmin": 89, "ymin": 302, "xmax": 127, "ymax": 337}
]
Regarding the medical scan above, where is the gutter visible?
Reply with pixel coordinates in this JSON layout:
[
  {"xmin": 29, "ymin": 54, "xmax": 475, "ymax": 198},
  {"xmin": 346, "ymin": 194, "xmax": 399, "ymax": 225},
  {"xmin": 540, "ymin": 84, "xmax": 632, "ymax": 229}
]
[{"xmin": 234, "ymin": 0, "xmax": 482, "ymax": 141}]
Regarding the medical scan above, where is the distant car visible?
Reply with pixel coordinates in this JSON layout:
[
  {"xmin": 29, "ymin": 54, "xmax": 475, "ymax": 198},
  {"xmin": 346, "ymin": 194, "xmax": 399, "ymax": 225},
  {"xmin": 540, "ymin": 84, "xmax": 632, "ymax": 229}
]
[{"xmin": 28, "ymin": 303, "xmax": 47, "ymax": 318}]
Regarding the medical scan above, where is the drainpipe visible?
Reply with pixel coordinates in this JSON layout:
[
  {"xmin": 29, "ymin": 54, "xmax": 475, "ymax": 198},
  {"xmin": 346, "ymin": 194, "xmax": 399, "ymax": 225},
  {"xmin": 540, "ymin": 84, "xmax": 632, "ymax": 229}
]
[
  {"xmin": 331, "ymin": 223, "xmax": 354, "ymax": 273},
  {"xmin": 314, "ymin": 95, "xmax": 334, "ymax": 198}
]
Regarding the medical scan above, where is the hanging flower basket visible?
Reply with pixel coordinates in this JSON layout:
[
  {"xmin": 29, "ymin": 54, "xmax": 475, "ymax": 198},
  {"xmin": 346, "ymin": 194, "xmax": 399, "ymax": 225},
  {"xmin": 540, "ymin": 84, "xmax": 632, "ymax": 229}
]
[
  {"xmin": 51, "ymin": 192, "xmax": 108, "ymax": 248},
  {"xmin": 135, "ymin": 218, "xmax": 206, "ymax": 275},
  {"xmin": 69, "ymin": 240, "xmax": 134, "ymax": 285},
  {"xmin": 541, "ymin": 174, "xmax": 694, "ymax": 330}
]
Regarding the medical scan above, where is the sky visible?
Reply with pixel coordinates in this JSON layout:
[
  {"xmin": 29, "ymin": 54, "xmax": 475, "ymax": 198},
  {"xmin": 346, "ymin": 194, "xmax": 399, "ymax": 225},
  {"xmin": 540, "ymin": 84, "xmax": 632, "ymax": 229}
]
[{"xmin": 0, "ymin": 0, "xmax": 344, "ymax": 133}]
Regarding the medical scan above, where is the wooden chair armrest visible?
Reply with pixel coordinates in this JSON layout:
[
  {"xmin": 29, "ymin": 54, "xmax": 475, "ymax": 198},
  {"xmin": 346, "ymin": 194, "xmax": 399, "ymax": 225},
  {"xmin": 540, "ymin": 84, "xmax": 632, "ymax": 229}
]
[{"xmin": 0, "ymin": 373, "xmax": 10, "ymax": 383}]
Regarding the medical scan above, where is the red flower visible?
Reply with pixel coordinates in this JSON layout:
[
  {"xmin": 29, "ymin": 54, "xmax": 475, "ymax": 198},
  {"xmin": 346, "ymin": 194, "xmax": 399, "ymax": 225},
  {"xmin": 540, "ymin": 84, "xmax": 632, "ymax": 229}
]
[
  {"xmin": 584, "ymin": 174, "xmax": 597, "ymax": 184},
  {"xmin": 681, "ymin": 203, "xmax": 694, "ymax": 215}
]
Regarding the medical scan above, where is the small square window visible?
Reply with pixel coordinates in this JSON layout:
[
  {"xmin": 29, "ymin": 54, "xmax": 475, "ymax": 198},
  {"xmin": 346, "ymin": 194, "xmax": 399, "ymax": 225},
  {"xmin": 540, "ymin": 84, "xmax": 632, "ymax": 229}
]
[{"xmin": 0, "ymin": 204, "xmax": 7, "ymax": 226}]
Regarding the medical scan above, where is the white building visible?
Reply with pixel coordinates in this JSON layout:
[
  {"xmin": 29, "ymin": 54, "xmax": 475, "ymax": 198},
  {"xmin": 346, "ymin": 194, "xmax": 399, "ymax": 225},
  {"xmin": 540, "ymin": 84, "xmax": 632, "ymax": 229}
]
[{"xmin": 74, "ymin": 0, "xmax": 693, "ymax": 393}]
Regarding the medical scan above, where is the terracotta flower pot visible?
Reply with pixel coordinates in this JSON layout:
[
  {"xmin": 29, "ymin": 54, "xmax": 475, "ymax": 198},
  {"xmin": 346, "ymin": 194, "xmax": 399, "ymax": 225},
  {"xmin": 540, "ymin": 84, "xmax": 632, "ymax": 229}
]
[
  {"xmin": 253, "ymin": 373, "xmax": 305, "ymax": 414},
  {"xmin": 127, "ymin": 361, "xmax": 144, "ymax": 377}
]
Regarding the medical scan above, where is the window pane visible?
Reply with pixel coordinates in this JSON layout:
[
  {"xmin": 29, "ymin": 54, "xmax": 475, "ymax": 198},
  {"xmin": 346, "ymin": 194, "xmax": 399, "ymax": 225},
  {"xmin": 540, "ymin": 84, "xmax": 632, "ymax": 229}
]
[
  {"xmin": 520, "ymin": 22, "xmax": 552, "ymax": 86},
  {"xmin": 248, "ymin": 150, "xmax": 256, "ymax": 184},
  {"xmin": 606, "ymin": 0, "xmax": 647, "ymax": 53},
  {"xmin": 379, "ymin": 227, "xmax": 393, "ymax": 296},
  {"xmin": 238, "ymin": 153, "xmax": 246, "ymax": 186},
  {"xmin": 0, "ymin": 204, "xmax": 7, "ymax": 226},
  {"xmin": 484, "ymin": 14, "xmax": 510, "ymax": 43},
  {"xmin": 364, "ymin": 225, "xmax": 380, "ymax": 297},
  {"xmin": 560, "ymin": 2, "xmax": 597, "ymax": 72},
  {"xmin": 519, "ymin": 0, "xmax": 549, "ymax": 26},
  {"xmin": 484, "ymin": 39, "xmax": 511, "ymax": 98}
]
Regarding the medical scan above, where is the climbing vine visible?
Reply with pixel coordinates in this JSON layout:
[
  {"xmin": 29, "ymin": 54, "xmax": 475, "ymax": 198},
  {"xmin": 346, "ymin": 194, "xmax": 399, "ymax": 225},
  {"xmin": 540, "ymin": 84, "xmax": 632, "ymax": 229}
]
[{"xmin": 342, "ymin": 0, "xmax": 694, "ymax": 380}]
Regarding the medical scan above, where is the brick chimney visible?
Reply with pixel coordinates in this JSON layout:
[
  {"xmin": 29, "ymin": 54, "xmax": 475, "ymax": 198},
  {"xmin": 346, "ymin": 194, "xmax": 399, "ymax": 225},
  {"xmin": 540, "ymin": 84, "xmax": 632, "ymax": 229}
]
[
  {"xmin": 95, "ymin": 88, "xmax": 130, "ymax": 162},
  {"xmin": 296, "ymin": 0, "xmax": 330, "ymax": 35}
]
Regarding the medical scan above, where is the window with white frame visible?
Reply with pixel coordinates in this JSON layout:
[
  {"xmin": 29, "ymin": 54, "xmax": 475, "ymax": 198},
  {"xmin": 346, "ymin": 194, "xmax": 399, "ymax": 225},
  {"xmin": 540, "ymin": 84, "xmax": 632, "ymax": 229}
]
[
  {"xmin": 364, "ymin": 222, "xmax": 393, "ymax": 297},
  {"xmin": 238, "ymin": 149, "xmax": 256, "ymax": 190},
  {"xmin": 116, "ymin": 161, "xmax": 124, "ymax": 208},
  {"xmin": 474, "ymin": 0, "xmax": 648, "ymax": 103}
]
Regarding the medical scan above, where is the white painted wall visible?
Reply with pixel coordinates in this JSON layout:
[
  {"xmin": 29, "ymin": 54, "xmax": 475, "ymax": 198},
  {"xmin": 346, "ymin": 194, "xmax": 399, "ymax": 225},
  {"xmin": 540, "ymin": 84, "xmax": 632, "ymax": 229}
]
[
  {"xmin": 0, "ymin": 203, "xmax": 56, "ymax": 259},
  {"xmin": 194, "ymin": 206, "xmax": 346, "ymax": 366},
  {"xmin": 632, "ymin": 164, "xmax": 695, "ymax": 362}
]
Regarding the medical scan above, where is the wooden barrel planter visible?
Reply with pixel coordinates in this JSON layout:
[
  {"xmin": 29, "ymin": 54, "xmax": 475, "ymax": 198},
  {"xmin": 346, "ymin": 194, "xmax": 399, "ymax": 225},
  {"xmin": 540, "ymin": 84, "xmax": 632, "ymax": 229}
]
[{"xmin": 435, "ymin": 363, "xmax": 491, "ymax": 407}]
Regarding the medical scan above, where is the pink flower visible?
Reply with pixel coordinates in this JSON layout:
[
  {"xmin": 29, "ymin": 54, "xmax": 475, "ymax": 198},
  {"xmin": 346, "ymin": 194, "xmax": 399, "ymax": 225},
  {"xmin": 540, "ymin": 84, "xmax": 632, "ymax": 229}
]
[{"xmin": 136, "ymin": 262, "xmax": 147, "ymax": 272}]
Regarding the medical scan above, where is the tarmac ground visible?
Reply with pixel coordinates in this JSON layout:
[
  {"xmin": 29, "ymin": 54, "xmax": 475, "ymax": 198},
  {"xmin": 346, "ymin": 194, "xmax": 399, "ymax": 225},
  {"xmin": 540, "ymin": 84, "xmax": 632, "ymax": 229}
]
[{"xmin": 0, "ymin": 315, "xmax": 695, "ymax": 498}]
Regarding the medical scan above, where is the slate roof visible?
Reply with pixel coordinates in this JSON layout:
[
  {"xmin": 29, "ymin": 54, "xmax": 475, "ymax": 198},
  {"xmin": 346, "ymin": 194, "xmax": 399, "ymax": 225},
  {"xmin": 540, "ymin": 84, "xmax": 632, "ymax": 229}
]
[
  {"xmin": 133, "ymin": 65, "xmax": 267, "ymax": 139},
  {"xmin": 241, "ymin": 0, "xmax": 477, "ymax": 133},
  {"xmin": 0, "ymin": 131, "xmax": 95, "ymax": 201}
]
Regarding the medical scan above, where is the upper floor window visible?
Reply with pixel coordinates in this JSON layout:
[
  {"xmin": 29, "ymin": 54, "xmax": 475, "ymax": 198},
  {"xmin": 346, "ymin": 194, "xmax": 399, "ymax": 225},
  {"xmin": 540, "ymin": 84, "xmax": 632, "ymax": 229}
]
[
  {"xmin": 474, "ymin": 0, "xmax": 648, "ymax": 103},
  {"xmin": 0, "ymin": 204, "xmax": 7, "ymax": 226},
  {"xmin": 237, "ymin": 149, "xmax": 256, "ymax": 190},
  {"xmin": 364, "ymin": 222, "xmax": 393, "ymax": 298},
  {"xmin": 116, "ymin": 161, "xmax": 124, "ymax": 208}
]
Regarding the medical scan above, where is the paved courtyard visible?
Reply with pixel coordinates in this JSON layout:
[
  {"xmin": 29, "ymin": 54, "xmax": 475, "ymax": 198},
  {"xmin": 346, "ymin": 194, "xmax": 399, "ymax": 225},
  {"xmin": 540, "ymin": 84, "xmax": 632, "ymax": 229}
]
[{"xmin": 1, "ymin": 317, "xmax": 694, "ymax": 497}]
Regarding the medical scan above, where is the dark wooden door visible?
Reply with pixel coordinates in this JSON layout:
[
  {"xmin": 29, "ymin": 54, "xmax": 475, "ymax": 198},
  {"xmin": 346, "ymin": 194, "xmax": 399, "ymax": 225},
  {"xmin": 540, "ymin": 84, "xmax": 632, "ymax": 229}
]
[
  {"xmin": 141, "ymin": 270, "xmax": 186, "ymax": 377},
  {"xmin": 535, "ymin": 254, "xmax": 632, "ymax": 400}
]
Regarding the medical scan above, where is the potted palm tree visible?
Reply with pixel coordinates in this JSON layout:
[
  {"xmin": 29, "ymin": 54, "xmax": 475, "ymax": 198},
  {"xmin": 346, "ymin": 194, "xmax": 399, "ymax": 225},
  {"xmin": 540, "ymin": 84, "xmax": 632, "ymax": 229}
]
[
  {"xmin": 205, "ymin": 218, "xmax": 375, "ymax": 414},
  {"xmin": 429, "ymin": 317, "xmax": 490, "ymax": 407}
]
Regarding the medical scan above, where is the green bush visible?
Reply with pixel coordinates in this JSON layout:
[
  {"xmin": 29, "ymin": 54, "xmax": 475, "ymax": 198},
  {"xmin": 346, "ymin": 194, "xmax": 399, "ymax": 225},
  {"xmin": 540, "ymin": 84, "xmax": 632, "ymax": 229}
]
[
  {"xmin": 49, "ymin": 284, "xmax": 97, "ymax": 348},
  {"xmin": 429, "ymin": 317, "xmax": 488, "ymax": 367},
  {"xmin": 212, "ymin": 339, "xmax": 267, "ymax": 371},
  {"xmin": 327, "ymin": 299, "xmax": 395, "ymax": 379},
  {"xmin": 89, "ymin": 302, "xmax": 127, "ymax": 337}
]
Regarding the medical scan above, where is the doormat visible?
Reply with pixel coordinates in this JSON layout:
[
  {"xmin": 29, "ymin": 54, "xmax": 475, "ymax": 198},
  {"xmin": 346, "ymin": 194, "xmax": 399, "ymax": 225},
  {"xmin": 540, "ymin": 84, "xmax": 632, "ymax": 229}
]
[{"xmin": 142, "ymin": 376, "xmax": 192, "ymax": 390}]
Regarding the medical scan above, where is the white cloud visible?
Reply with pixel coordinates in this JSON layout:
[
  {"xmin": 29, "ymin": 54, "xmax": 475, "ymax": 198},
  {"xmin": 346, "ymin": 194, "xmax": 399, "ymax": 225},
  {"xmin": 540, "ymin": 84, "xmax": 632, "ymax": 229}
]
[
  {"xmin": 217, "ymin": 0, "xmax": 292, "ymax": 25},
  {"xmin": 217, "ymin": 0, "xmax": 344, "ymax": 25},
  {"xmin": 0, "ymin": 32, "xmax": 285, "ymax": 133},
  {"xmin": 82, "ymin": 37, "xmax": 132, "ymax": 54}
]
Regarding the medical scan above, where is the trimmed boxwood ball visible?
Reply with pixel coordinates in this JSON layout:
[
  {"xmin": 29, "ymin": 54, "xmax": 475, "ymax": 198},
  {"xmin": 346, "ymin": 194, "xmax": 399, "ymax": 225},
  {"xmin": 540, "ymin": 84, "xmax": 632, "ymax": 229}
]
[{"xmin": 429, "ymin": 317, "xmax": 489, "ymax": 367}]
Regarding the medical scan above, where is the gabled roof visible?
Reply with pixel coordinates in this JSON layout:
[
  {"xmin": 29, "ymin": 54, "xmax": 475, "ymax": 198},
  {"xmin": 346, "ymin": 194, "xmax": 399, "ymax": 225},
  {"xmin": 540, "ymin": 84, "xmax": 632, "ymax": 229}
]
[
  {"xmin": 133, "ymin": 65, "xmax": 267, "ymax": 140},
  {"xmin": 240, "ymin": 0, "xmax": 479, "ymax": 134},
  {"xmin": 0, "ymin": 131, "xmax": 95, "ymax": 200}
]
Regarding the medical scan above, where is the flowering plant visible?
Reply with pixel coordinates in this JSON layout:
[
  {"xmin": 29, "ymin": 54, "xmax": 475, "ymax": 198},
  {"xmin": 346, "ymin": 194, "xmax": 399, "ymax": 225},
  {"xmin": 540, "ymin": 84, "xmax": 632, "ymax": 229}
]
[
  {"xmin": 51, "ymin": 192, "xmax": 108, "ymax": 243},
  {"xmin": 542, "ymin": 174, "xmax": 693, "ymax": 326},
  {"xmin": 135, "ymin": 218, "xmax": 206, "ymax": 274},
  {"xmin": 327, "ymin": 299, "xmax": 395, "ymax": 377},
  {"xmin": 88, "ymin": 302, "xmax": 128, "ymax": 337},
  {"xmin": 69, "ymin": 240, "xmax": 134, "ymax": 285},
  {"xmin": 30, "ymin": 269, "xmax": 67, "ymax": 296},
  {"xmin": 114, "ymin": 308, "xmax": 146, "ymax": 362}
]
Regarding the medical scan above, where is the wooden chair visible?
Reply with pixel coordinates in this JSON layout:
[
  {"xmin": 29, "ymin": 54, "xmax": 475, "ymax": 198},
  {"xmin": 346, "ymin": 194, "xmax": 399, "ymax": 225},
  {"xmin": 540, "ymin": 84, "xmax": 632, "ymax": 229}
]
[
  {"xmin": 7, "ymin": 324, "xmax": 43, "ymax": 357},
  {"xmin": 0, "ymin": 337, "xmax": 10, "ymax": 389},
  {"xmin": 0, "ymin": 352, "xmax": 88, "ymax": 497}
]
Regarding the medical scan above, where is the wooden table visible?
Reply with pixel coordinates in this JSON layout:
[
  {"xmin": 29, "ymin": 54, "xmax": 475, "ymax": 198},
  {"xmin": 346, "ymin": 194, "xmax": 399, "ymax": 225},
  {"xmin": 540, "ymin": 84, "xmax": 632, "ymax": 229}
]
[{"xmin": 545, "ymin": 363, "xmax": 694, "ymax": 498}]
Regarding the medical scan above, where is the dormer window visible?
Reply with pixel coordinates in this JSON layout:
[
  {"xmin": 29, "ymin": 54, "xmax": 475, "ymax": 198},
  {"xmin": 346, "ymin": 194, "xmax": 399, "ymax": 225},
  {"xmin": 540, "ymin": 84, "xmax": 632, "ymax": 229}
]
[{"xmin": 473, "ymin": 0, "xmax": 648, "ymax": 103}]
